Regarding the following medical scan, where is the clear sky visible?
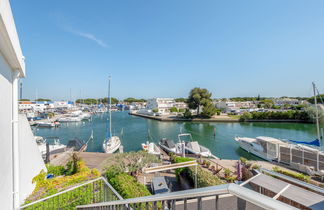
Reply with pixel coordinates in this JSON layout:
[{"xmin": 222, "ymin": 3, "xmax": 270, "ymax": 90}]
[{"xmin": 11, "ymin": 0, "xmax": 324, "ymax": 101}]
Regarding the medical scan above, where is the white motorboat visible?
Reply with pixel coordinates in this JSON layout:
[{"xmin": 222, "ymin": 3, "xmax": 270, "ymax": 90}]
[
  {"xmin": 142, "ymin": 141, "xmax": 161, "ymax": 155},
  {"xmin": 35, "ymin": 121, "xmax": 58, "ymax": 128},
  {"xmin": 159, "ymin": 138, "xmax": 182, "ymax": 155},
  {"xmin": 58, "ymin": 116, "xmax": 82, "ymax": 122},
  {"xmin": 234, "ymin": 136, "xmax": 282, "ymax": 161},
  {"xmin": 102, "ymin": 76, "xmax": 121, "ymax": 153},
  {"xmin": 235, "ymin": 83, "xmax": 324, "ymax": 174},
  {"xmin": 35, "ymin": 136, "xmax": 66, "ymax": 158},
  {"xmin": 178, "ymin": 133, "xmax": 212, "ymax": 157}
]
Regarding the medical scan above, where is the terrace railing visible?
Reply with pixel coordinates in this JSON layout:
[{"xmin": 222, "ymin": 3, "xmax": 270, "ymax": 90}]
[
  {"xmin": 20, "ymin": 177, "xmax": 122, "ymax": 210},
  {"xmin": 76, "ymin": 183, "xmax": 297, "ymax": 210}
]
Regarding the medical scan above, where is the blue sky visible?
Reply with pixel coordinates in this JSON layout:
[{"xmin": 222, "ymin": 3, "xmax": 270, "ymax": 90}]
[{"xmin": 11, "ymin": 0, "xmax": 324, "ymax": 100}]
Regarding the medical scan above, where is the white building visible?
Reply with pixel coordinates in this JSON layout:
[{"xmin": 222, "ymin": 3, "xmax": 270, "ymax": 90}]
[
  {"xmin": 273, "ymin": 98, "xmax": 300, "ymax": 106},
  {"xmin": 215, "ymin": 100, "xmax": 255, "ymax": 112},
  {"xmin": 146, "ymin": 98, "xmax": 175, "ymax": 115},
  {"xmin": 0, "ymin": 1, "xmax": 46, "ymax": 209},
  {"xmin": 54, "ymin": 101, "xmax": 73, "ymax": 109}
]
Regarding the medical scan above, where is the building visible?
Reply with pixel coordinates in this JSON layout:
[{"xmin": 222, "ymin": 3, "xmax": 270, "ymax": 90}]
[
  {"xmin": 215, "ymin": 100, "xmax": 255, "ymax": 112},
  {"xmin": 0, "ymin": 1, "xmax": 46, "ymax": 209},
  {"xmin": 146, "ymin": 98, "xmax": 175, "ymax": 115},
  {"xmin": 273, "ymin": 98, "xmax": 301, "ymax": 106}
]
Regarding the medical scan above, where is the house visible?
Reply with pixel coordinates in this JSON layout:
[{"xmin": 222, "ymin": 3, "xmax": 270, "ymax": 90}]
[
  {"xmin": 146, "ymin": 98, "xmax": 175, "ymax": 115},
  {"xmin": 215, "ymin": 100, "xmax": 255, "ymax": 112},
  {"xmin": 0, "ymin": 1, "xmax": 46, "ymax": 208}
]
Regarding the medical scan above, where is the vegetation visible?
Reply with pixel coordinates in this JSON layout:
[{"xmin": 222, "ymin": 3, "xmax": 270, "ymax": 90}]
[
  {"xmin": 25, "ymin": 156, "xmax": 100, "ymax": 204},
  {"xmin": 36, "ymin": 98, "xmax": 51, "ymax": 101},
  {"xmin": 305, "ymin": 106, "xmax": 324, "ymax": 124},
  {"xmin": 183, "ymin": 109, "xmax": 192, "ymax": 119},
  {"xmin": 169, "ymin": 107, "xmax": 178, "ymax": 112},
  {"xmin": 19, "ymin": 98, "xmax": 30, "ymax": 101},
  {"xmin": 239, "ymin": 110, "xmax": 310, "ymax": 122},
  {"xmin": 239, "ymin": 112, "xmax": 253, "ymax": 122},
  {"xmin": 308, "ymin": 94, "xmax": 324, "ymax": 104},
  {"xmin": 187, "ymin": 87, "xmax": 213, "ymax": 115},
  {"xmin": 272, "ymin": 166, "xmax": 310, "ymax": 183},
  {"xmin": 123, "ymin": 97, "xmax": 147, "ymax": 103},
  {"xmin": 239, "ymin": 157, "xmax": 248, "ymax": 165},
  {"xmin": 175, "ymin": 98, "xmax": 187, "ymax": 103},
  {"xmin": 99, "ymin": 97, "xmax": 119, "ymax": 104},
  {"xmin": 152, "ymin": 108, "xmax": 158, "ymax": 113},
  {"xmin": 201, "ymin": 102, "xmax": 217, "ymax": 118},
  {"xmin": 105, "ymin": 167, "xmax": 151, "ymax": 199},
  {"xmin": 171, "ymin": 155, "xmax": 224, "ymax": 187},
  {"xmin": 102, "ymin": 151, "xmax": 160, "ymax": 175}
]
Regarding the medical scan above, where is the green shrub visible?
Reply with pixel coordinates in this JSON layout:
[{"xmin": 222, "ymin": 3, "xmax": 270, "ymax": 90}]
[
  {"xmin": 239, "ymin": 157, "xmax": 248, "ymax": 165},
  {"xmin": 186, "ymin": 166, "xmax": 224, "ymax": 187},
  {"xmin": 183, "ymin": 109, "xmax": 192, "ymax": 119},
  {"xmin": 272, "ymin": 167, "xmax": 310, "ymax": 182},
  {"xmin": 224, "ymin": 168, "xmax": 231, "ymax": 177},
  {"xmin": 46, "ymin": 164, "xmax": 66, "ymax": 176},
  {"xmin": 105, "ymin": 167, "xmax": 151, "ymax": 199},
  {"xmin": 170, "ymin": 107, "xmax": 178, "ymax": 112},
  {"xmin": 239, "ymin": 112, "xmax": 252, "ymax": 122}
]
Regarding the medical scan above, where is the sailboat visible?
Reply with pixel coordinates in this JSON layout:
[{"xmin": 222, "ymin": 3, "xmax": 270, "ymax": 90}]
[{"xmin": 103, "ymin": 76, "xmax": 121, "ymax": 153}]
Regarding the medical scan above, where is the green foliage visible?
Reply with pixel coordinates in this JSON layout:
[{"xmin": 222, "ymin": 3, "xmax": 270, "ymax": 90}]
[
  {"xmin": 178, "ymin": 108, "xmax": 185, "ymax": 113},
  {"xmin": 105, "ymin": 167, "xmax": 151, "ymax": 199},
  {"xmin": 251, "ymin": 164, "xmax": 261, "ymax": 170},
  {"xmin": 46, "ymin": 164, "xmax": 65, "ymax": 176},
  {"xmin": 175, "ymin": 98, "xmax": 187, "ymax": 103},
  {"xmin": 76, "ymin": 98, "xmax": 98, "ymax": 104},
  {"xmin": 103, "ymin": 151, "xmax": 160, "ymax": 175},
  {"xmin": 239, "ymin": 112, "xmax": 253, "ymax": 122},
  {"xmin": 36, "ymin": 98, "xmax": 51, "ymax": 101},
  {"xmin": 241, "ymin": 110, "xmax": 310, "ymax": 121},
  {"xmin": 170, "ymin": 107, "xmax": 178, "ymax": 112},
  {"xmin": 99, "ymin": 97, "xmax": 119, "ymax": 104},
  {"xmin": 272, "ymin": 166, "xmax": 310, "ymax": 182},
  {"xmin": 183, "ymin": 109, "xmax": 192, "ymax": 119},
  {"xmin": 187, "ymin": 87, "xmax": 213, "ymax": 114},
  {"xmin": 152, "ymin": 108, "xmax": 158, "ymax": 113},
  {"xmin": 308, "ymin": 94, "xmax": 324, "ymax": 104},
  {"xmin": 201, "ymin": 102, "xmax": 217, "ymax": 118},
  {"xmin": 123, "ymin": 97, "xmax": 147, "ymax": 103},
  {"xmin": 26, "ymin": 160, "xmax": 100, "ymax": 204},
  {"xmin": 171, "ymin": 156, "xmax": 223, "ymax": 187},
  {"xmin": 224, "ymin": 168, "xmax": 232, "ymax": 177},
  {"xmin": 239, "ymin": 157, "xmax": 248, "ymax": 164},
  {"xmin": 19, "ymin": 99, "xmax": 30, "ymax": 101},
  {"xmin": 305, "ymin": 106, "xmax": 324, "ymax": 124}
]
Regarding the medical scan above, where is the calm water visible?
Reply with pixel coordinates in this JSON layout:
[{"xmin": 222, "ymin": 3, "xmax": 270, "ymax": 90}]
[{"xmin": 34, "ymin": 111, "xmax": 322, "ymax": 160}]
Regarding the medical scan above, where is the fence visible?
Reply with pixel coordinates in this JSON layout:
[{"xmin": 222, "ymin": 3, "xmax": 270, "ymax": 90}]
[{"xmin": 20, "ymin": 177, "xmax": 122, "ymax": 210}]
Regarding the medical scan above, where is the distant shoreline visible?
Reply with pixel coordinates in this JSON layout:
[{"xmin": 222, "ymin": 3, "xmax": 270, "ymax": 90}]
[{"xmin": 129, "ymin": 112, "xmax": 307, "ymax": 123}]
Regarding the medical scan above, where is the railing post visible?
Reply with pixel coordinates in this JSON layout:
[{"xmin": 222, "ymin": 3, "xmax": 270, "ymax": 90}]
[{"xmin": 197, "ymin": 197, "xmax": 202, "ymax": 210}]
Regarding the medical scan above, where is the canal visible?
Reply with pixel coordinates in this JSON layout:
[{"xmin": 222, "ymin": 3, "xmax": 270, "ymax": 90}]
[{"xmin": 34, "ymin": 111, "xmax": 321, "ymax": 160}]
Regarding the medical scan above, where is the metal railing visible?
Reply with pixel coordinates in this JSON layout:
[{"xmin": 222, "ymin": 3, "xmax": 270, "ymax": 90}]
[
  {"xmin": 77, "ymin": 183, "xmax": 297, "ymax": 210},
  {"xmin": 20, "ymin": 177, "xmax": 122, "ymax": 210}
]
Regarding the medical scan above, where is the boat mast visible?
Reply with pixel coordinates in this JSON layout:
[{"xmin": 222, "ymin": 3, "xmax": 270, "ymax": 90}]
[
  {"xmin": 108, "ymin": 76, "xmax": 112, "ymax": 138},
  {"xmin": 313, "ymin": 82, "xmax": 321, "ymax": 143}
]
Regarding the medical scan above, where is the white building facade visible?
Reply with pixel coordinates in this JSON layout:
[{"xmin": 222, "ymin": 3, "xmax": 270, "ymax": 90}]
[
  {"xmin": 146, "ymin": 98, "xmax": 175, "ymax": 114},
  {"xmin": 0, "ymin": 1, "xmax": 46, "ymax": 209}
]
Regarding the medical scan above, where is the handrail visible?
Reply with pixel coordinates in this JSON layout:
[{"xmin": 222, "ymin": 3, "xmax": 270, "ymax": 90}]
[
  {"xmin": 260, "ymin": 168, "xmax": 324, "ymax": 194},
  {"xmin": 20, "ymin": 176, "xmax": 122, "ymax": 209},
  {"xmin": 77, "ymin": 183, "xmax": 297, "ymax": 210}
]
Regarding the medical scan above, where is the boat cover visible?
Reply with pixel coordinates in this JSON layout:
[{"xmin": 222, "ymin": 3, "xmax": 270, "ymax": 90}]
[{"xmin": 289, "ymin": 139, "xmax": 320, "ymax": 147}]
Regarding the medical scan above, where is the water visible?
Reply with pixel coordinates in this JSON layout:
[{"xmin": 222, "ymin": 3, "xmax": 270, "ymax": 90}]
[{"xmin": 34, "ymin": 111, "xmax": 321, "ymax": 160}]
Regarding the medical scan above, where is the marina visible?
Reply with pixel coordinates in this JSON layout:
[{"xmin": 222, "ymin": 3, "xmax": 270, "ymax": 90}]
[{"xmin": 34, "ymin": 111, "xmax": 323, "ymax": 160}]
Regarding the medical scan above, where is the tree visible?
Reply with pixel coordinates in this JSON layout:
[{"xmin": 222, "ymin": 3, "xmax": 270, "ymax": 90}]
[
  {"xmin": 183, "ymin": 109, "xmax": 192, "ymax": 119},
  {"xmin": 239, "ymin": 112, "xmax": 253, "ymax": 122},
  {"xmin": 19, "ymin": 99, "xmax": 30, "ymax": 101},
  {"xmin": 201, "ymin": 102, "xmax": 217, "ymax": 118},
  {"xmin": 170, "ymin": 107, "xmax": 178, "ymax": 112},
  {"xmin": 152, "ymin": 108, "xmax": 158, "ymax": 113},
  {"xmin": 175, "ymin": 98, "xmax": 187, "ymax": 103},
  {"xmin": 124, "ymin": 98, "xmax": 146, "ymax": 103},
  {"xmin": 100, "ymin": 97, "xmax": 119, "ymax": 104},
  {"xmin": 187, "ymin": 88, "xmax": 212, "ymax": 115},
  {"xmin": 36, "ymin": 98, "xmax": 51, "ymax": 101}
]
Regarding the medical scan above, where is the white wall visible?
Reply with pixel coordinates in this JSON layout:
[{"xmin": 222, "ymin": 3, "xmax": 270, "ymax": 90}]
[
  {"xmin": 18, "ymin": 114, "xmax": 46, "ymax": 204},
  {"xmin": 0, "ymin": 52, "xmax": 14, "ymax": 210}
]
